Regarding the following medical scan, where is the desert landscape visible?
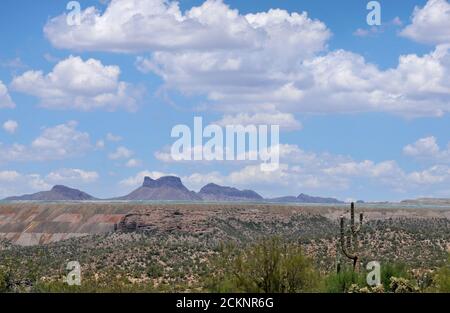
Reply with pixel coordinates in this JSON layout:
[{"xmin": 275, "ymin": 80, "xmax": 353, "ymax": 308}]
[
  {"xmin": 2, "ymin": 0, "xmax": 450, "ymax": 302},
  {"xmin": 0, "ymin": 201, "xmax": 449, "ymax": 292}
]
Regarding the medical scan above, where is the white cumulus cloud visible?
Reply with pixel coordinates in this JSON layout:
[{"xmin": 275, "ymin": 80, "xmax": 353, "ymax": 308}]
[
  {"xmin": 0, "ymin": 81, "xmax": 15, "ymax": 109},
  {"xmin": 215, "ymin": 112, "xmax": 301, "ymax": 130},
  {"xmin": 106, "ymin": 133, "xmax": 123, "ymax": 142},
  {"xmin": 11, "ymin": 56, "xmax": 140, "ymax": 111},
  {"xmin": 403, "ymin": 136, "xmax": 450, "ymax": 161},
  {"xmin": 44, "ymin": 0, "xmax": 329, "ymax": 56},
  {"xmin": 108, "ymin": 146, "xmax": 133, "ymax": 160},
  {"xmin": 43, "ymin": 0, "xmax": 450, "ymax": 118},
  {"xmin": 400, "ymin": 0, "xmax": 450, "ymax": 45},
  {"xmin": 46, "ymin": 168, "xmax": 99, "ymax": 184},
  {"xmin": 125, "ymin": 158, "xmax": 142, "ymax": 168},
  {"xmin": 149, "ymin": 142, "xmax": 450, "ymax": 198},
  {"xmin": 0, "ymin": 168, "xmax": 99, "ymax": 198},
  {"xmin": 2, "ymin": 120, "xmax": 18, "ymax": 134},
  {"xmin": 0, "ymin": 170, "xmax": 51, "ymax": 198},
  {"xmin": 0, "ymin": 121, "xmax": 92, "ymax": 163}
]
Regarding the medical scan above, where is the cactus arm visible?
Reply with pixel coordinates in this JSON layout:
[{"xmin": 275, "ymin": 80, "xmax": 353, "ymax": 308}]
[
  {"xmin": 354, "ymin": 212, "xmax": 364, "ymax": 233},
  {"xmin": 340, "ymin": 216, "xmax": 357, "ymax": 260},
  {"xmin": 339, "ymin": 203, "xmax": 363, "ymax": 271}
]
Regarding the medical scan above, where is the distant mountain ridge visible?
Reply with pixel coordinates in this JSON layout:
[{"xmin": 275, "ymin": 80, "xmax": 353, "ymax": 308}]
[
  {"xmin": 4, "ymin": 185, "xmax": 96, "ymax": 201},
  {"xmin": 401, "ymin": 198, "xmax": 450, "ymax": 205},
  {"xmin": 198, "ymin": 183, "xmax": 263, "ymax": 201},
  {"xmin": 116, "ymin": 176, "xmax": 201, "ymax": 201},
  {"xmin": 270, "ymin": 193, "xmax": 344, "ymax": 204},
  {"xmin": 3, "ymin": 175, "xmax": 344, "ymax": 203}
]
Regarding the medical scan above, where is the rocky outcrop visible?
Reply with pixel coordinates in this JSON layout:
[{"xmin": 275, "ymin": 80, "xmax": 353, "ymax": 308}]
[
  {"xmin": 116, "ymin": 210, "xmax": 184, "ymax": 233},
  {"xmin": 117, "ymin": 176, "xmax": 201, "ymax": 201}
]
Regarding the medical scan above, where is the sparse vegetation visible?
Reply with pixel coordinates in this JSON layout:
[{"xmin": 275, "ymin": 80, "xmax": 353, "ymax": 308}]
[
  {"xmin": 433, "ymin": 253, "xmax": 450, "ymax": 292},
  {"xmin": 0, "ymin": 203, "xmax": 448, "ymax": 293},
  {"xmin": 206, "ymin": 237, "xmax": 320, "ymax": 293}
]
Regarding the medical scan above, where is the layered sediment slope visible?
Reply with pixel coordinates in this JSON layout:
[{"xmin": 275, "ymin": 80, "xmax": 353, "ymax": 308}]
[
  {"xmin": 1, "ymin": 202, "xmax": 449, "ymax": 247},
  {"xmin": 0, "ymin": 203, "xmax": 129, "ymax": 246}
]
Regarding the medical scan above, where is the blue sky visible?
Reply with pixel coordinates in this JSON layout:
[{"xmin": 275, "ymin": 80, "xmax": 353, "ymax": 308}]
[{"xmin": 1, "ymin": 0, "xmax": 450, "ymax": 201}]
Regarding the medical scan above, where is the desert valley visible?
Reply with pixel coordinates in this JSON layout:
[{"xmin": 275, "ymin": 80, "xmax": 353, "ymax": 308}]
[{"xmin": 0, "ymin": 176, "xmax": 449, "ymax": 293}]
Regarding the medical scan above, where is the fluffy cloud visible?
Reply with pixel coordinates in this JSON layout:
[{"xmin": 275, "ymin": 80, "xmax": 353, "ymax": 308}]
[
  {"xmin": 0, "ymin": 121, "xmax": 92, "ymax": 163},
  {"xmin": 119, "ymin": 170, "xmax": 174, "ymax": 187},
  {"xmin": 323, "ymin": 160, "xmax": 402, "ymax": 178},
  {"xmin": 179, "ymin": 148, "xmax": 402, "ymax": 192},
  {"xmin": 0, "ymin": 168, "xmax": 99, "ymax": 198},
  {"xmin": 44, "ymin": 0, "xmax": 330, "ymax": 55},
  {"xmin": 11, "ymin": 56, "xmax": 140, "ymax": 111},
  {"xmin": 180, "ymin": 162, "xmax": 450, "ymax": 197},
  {"xmin": 407, "ymin": 165, "xmax": 450, "ymax": 184},
  {"xmin": 215, "ymin": 112, "xmax": 301, "ymax": 130},
  {"xmin": 96, "ymin": 140, "xmax": 106, "ymax": 149},
  {"xmin": 148, "ymin": 142, "xmax": 450, "ymax": 198},
  {"xmin": 46, "ymin": 168, "xmax": 99, "ymax": 183},
  {"xmin": 403, "ymin": 136, "xmax": 440, "ymax": 157},
  {"xmin": 108, "ymin": 146, "xmax": 133, "ymax": 160},
  {"xmin": 0, "ymin": 170, "xmax": 21, "ymax": 182},
  {"xmin": 154, "ymin": 147, "xmax": 176, "ymax": 163},
  {"xmin": 2, "ymin": 120, "xmax": 18, "ymax": 134},
  {"xmin": 0, "ymin": 171, "xmax": 51, "ymax": 198},
  {"xmin": 403, "ymin": 136, "xmax": 450, "ymax": 161},
  {"xmin": 125, "ymin": 158, "xmax": 142, "ymax": 168},
  {"xmin": 106, "ymin": 133, "xmax": 123, "ymax": 142},
  {"xmin": 0, "ymin": 81, "xmax": 15, "ymax": 109},
  {"xmin": 400, "ymin": 0, "xmax": 450, "ymax": 45},
  {"xmin": 140, "ymin": 38, "xmax": 450, "ymax": 118},
  {"xmin": 43, "ymin": 0, "xmax": 450, "ymax": 118}
]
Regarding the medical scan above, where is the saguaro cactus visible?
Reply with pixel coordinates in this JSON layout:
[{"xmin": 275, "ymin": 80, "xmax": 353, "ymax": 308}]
[{"xmin": 339, "ymin": 202, "xmax": 363, "ymax": 271}]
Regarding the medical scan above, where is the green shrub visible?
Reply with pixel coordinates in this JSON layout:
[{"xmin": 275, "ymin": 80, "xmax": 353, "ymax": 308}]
[
  {"xmin": 0, "ymin": 267, "xmax": 12, "ymax": 292},
  {"xmin": 146, "ymin": 263, "xmax": 164, "ymax": 279},
  {"xmin": 206, "ymin": 237, "xmax": 321, "ymax": 293},
  {"xmin": 323, "ymin": 268, "xmax": 366, "ymax": 293},
  {"xmin": 380, "ymin": 262, "xmax": 410, "ymax": 290},
  {"xmin": 433, "ymin": 254, "xmax": 450, "ymax": 293},
  {"xmin": 389, "ymin": 277, "xmax": 419, "ymax": 293}
]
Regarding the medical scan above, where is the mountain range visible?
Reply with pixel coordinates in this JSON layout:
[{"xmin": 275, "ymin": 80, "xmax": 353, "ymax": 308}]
[
  {"xmin": 3, "ymin": 175, "xmax": 343, "ymax": 203},
  {"xmin": 3, "ymin": 185, "xmax": 97, "ymax": 201},
  {"xmin": 269, "ymin": 194, "xmax": 344, "ymax": 204},
  {"xmin": 401, "ymin": 198, "xmax": 450, "ymax": 205},
  {"xmin": 198, "ymin": 183, "xmax": 263, "ymax": 202}
]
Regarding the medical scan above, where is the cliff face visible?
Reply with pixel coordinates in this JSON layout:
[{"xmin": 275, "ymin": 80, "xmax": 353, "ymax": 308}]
[{"xmin": 118, "ymin": 176, "xmax": 201, "ymax": 201}]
